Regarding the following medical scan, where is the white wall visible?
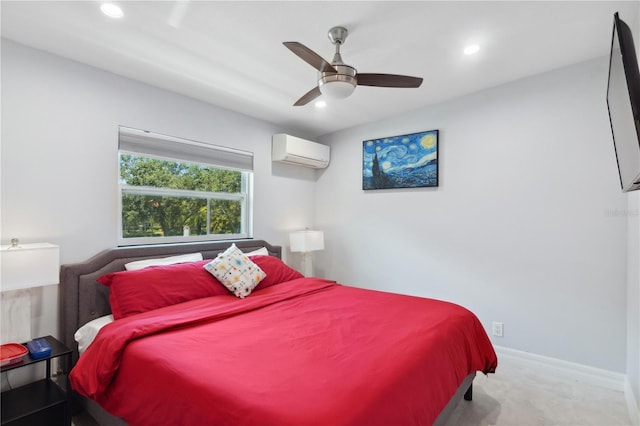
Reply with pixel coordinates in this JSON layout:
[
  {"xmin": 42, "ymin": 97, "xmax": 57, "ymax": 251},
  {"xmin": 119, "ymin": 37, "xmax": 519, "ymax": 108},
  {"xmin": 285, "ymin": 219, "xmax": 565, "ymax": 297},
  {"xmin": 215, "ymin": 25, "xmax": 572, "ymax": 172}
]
[
  {"xmin": 628, "ymin": 188, "xmax": 640, "ymax": 417},
  {"xmin": 625, "ymin": 6, "xmax": 640, "ymax": 417},
  {"xmin": 316, "ymin": 57, "xmax": 629, "ymax": 373},
  {"xmin": 0, "ymin": 39, "xmax": 317, "ymax": 340}
]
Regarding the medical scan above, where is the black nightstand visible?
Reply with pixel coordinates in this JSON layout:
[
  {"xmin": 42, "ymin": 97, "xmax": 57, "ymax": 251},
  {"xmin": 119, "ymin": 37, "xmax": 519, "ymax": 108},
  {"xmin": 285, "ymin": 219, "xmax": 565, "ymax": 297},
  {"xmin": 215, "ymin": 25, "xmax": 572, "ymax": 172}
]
[{"xmin": 1, "ymin": 335, "xmax": 72, "ymax": 426}]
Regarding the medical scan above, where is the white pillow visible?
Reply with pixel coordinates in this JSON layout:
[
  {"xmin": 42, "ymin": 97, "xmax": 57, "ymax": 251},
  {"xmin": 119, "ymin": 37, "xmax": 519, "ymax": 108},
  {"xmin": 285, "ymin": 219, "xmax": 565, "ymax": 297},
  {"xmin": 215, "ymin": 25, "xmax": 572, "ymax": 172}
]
[
  {"xmin": 124, "ymin": 253, "xmax": 203, "ymax": 271},
  {"xmin": 203, "ymin": 244, "xmax": 266, "ymax": 298},
  {"xmin": 243, "ymin": 247, "xmax": 269, "ymax": 257},
  {"xmin": 74, "ymin": 315, "xmax": 114, "ymax": 354}
]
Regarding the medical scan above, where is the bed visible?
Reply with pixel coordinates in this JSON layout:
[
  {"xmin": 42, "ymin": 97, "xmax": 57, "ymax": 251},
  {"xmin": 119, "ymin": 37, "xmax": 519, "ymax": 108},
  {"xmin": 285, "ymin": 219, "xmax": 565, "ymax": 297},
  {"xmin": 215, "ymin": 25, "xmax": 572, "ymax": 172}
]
[{"xmin": 60, "ymin": 239, "xmax": 497, "ymax": 425}]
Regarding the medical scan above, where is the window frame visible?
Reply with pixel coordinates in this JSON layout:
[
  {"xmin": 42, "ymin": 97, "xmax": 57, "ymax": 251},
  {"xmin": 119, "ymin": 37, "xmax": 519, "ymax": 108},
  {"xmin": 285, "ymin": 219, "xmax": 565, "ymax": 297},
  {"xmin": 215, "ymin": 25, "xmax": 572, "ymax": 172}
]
[{"xmin": 117, "ymin": 127, "xmax": 254, "ymax": 246}]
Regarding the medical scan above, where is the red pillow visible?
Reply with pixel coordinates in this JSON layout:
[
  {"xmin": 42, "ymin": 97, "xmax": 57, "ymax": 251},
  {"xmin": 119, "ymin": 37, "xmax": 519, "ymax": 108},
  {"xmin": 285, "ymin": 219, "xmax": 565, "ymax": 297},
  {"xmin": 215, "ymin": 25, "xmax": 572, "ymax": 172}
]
[
  {"xmin": 250, "ymin": 255, "xmax": 304, "ymax": 291},
  {"xmin": 98, "ymin": 260, "xmax": 228, "ymax": 319}
]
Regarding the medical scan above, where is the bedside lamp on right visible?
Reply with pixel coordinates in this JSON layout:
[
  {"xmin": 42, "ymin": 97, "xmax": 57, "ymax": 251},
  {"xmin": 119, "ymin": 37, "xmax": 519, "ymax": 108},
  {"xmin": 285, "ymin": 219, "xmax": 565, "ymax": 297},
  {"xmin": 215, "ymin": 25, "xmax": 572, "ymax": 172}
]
[{"xmin": 289, "ymin": 230, "xmax": 324, "ymax": 277}]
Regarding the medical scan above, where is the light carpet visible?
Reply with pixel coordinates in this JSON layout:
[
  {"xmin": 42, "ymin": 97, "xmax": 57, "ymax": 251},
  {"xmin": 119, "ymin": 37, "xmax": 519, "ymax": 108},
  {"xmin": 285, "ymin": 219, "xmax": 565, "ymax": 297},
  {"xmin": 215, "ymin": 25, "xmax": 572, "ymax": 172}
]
[{"xmin": 445, "ymin": 355, "xmax": 632, "ymax": 425}]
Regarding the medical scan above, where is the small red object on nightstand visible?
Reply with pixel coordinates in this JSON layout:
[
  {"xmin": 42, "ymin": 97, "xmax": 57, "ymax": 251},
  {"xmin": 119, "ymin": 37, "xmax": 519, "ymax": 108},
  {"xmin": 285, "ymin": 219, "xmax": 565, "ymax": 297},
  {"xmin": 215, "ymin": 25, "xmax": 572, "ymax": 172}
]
[{"xmin": 0, "ymin": 343, "xmax": 28, "ymax": 366}]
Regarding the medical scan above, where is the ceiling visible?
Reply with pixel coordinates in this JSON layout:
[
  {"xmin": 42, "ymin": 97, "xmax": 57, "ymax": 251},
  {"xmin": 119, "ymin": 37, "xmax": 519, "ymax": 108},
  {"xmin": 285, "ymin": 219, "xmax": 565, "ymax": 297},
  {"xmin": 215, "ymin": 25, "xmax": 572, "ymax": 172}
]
[{"xmin": 1, "ymin": 1, "xmax": 638, "ymax": 138}]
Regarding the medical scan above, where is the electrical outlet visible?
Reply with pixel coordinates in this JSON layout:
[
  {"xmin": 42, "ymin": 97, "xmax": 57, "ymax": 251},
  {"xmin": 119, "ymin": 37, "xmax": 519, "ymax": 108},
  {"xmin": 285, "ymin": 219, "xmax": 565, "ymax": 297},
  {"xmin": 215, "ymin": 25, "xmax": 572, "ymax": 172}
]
[{"xmin": 492, "ymin": 321, "xmax": 504, "ymax": 337}]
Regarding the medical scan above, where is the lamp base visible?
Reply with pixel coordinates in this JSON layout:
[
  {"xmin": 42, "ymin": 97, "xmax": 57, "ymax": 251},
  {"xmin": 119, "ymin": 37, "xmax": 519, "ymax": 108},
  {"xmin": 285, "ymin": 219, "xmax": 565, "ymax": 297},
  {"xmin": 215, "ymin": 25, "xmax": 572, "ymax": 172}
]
[
  {"xmin": 1, "ymin": 290, "xmax": 31, "ymax": 344},
  {"xmin": 300, "ymin": 252, "xmax": 314, "ymax": 277}
]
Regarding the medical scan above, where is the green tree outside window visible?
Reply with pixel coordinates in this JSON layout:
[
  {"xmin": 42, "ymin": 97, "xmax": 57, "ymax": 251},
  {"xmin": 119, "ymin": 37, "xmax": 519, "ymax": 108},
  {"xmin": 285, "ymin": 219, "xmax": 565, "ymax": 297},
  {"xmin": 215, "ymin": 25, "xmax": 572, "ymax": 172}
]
[{"xmin": 120, "ymin": 154, "xmax": 244, "ymax": 239}]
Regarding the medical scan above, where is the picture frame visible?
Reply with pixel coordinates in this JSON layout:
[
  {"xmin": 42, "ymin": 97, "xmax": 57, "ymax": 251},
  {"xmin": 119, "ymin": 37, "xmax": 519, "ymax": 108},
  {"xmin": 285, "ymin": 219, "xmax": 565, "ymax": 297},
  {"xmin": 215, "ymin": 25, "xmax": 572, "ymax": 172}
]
[{"xmin": 362, "ymin": 129, "xmax": 439, "ymax": 190}]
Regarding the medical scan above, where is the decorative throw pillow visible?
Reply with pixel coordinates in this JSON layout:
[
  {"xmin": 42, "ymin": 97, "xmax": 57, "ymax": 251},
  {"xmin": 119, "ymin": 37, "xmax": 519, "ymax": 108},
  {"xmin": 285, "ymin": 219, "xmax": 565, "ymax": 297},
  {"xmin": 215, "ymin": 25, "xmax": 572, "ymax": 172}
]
[{"xmin": 203, "ymin": 244, "xmax": 266, "ymax": 298}]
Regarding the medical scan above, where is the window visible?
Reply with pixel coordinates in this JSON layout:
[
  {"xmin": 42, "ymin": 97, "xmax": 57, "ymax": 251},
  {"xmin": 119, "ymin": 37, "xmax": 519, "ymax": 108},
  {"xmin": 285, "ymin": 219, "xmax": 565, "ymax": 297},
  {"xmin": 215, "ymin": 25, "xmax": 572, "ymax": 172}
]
[{"xmin": 118, "ymin": 127, "xmax": 253, "ymax": 245}]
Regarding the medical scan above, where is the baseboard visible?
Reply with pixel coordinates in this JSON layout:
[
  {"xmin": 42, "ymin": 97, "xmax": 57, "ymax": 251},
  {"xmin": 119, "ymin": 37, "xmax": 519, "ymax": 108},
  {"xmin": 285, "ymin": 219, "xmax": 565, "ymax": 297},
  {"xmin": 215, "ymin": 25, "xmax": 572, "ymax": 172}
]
[
  {"xmin": 494, "ymin": 345, "xmax": 625, "ymax": 390},
  {"xmin": 494, "ymin": 346, "xmax": 639, "ymax": 424},
  {"xmin": 625, "ymin": 377, "xmax": 640, "ymax": 426}
]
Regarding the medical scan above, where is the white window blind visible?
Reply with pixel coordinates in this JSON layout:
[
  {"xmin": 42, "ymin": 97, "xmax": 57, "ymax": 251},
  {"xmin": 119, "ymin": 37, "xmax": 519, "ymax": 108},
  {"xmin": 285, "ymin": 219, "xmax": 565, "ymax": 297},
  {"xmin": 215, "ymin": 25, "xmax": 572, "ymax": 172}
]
[{"xmin": 119, "ymin": 126, "xmax": 253, "ymax": 172}]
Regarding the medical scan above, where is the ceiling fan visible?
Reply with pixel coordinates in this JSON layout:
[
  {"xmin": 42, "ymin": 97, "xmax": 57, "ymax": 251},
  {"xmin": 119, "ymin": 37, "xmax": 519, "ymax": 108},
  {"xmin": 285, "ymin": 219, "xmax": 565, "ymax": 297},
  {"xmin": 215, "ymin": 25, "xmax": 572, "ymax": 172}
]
[{"xmin": 284, "ymin": 26, "xmax": 423, "ymax": 106}]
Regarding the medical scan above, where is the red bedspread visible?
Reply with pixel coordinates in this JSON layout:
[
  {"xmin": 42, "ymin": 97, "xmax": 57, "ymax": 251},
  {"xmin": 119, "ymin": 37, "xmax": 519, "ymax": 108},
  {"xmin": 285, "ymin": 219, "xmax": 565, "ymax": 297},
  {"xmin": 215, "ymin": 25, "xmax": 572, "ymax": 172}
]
[{"xmin": 70, "ymin": 278, "xmax": 497, "ymax": 425}]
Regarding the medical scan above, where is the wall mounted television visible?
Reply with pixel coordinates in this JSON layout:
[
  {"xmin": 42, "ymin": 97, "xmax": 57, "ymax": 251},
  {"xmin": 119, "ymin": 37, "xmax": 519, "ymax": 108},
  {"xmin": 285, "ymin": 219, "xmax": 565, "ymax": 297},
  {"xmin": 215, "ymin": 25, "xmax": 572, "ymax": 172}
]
[{"xmin": 607, "ymin": 12, "xmax": 640, "ymax": 192}]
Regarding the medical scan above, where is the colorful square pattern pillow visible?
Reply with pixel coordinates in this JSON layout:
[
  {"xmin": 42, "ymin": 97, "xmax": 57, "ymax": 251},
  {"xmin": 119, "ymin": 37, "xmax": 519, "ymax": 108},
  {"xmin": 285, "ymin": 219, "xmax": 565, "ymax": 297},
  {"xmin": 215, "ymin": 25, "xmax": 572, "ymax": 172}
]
[{"xmin": 203, "ymin": 244, "xmax": 266, "ymax": 298}]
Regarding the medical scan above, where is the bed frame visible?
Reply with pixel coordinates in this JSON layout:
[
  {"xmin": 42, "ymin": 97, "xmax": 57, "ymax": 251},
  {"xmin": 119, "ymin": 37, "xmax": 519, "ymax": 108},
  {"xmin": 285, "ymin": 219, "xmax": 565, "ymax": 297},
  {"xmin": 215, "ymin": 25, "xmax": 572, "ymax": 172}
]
[{"xmin": 59, "ymin": 239, "xmax": 473, "ymax": 425}]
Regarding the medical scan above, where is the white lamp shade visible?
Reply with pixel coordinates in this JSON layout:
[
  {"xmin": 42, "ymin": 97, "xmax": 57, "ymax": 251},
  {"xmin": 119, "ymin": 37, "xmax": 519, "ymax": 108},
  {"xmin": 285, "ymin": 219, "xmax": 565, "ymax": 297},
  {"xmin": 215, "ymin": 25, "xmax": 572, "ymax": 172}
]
[
  {"xmin": 0, "ymin": 243, "xmax": 60, "ymax": 292},
  {"xmin": 290, "ymin": 230, "xmax": 324, "ymax": 253}
]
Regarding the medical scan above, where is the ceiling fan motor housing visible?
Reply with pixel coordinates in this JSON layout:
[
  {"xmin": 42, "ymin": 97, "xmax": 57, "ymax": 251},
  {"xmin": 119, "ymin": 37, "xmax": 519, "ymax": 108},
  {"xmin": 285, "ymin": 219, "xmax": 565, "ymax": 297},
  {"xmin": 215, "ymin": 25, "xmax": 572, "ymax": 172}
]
[
  {"xmin": 318, "ymin": 64, "xmax": 357, "ymax": 99},
  {"xmin": 318, "ymin": 26, "xmax": 357, "ymax": 99}
]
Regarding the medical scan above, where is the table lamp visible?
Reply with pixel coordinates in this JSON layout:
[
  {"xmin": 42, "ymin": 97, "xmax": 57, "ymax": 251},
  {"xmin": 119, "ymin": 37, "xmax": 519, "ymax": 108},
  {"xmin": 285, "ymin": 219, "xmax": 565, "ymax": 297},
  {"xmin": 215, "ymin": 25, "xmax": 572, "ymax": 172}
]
[
  {"xmin": 289, "ymin": 230, "xmax": 324, "ymax": 277},
  {"xmin": 1, "ymin": 239, "xmax": 60, "ymax": 344}
]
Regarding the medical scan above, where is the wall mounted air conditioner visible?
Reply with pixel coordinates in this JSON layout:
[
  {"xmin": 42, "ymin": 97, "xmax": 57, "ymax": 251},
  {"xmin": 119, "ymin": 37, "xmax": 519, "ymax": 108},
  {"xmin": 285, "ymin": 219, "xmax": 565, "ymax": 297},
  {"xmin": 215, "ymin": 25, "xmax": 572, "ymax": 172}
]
[{"xmin": 272, "ymin": 134, "xmax": 330, "ymax": 169}]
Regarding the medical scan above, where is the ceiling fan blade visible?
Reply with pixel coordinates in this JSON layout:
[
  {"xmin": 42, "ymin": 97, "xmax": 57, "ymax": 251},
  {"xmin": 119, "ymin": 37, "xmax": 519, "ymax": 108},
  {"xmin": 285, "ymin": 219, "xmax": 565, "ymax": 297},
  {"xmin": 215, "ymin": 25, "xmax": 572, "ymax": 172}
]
[
  {"xmin": 357, "ymin": 73, "xmax": 423, "ymax": 88},
  {"xmin": 293, "ymin": 87, "xmax": 322, "ymax": 106},
  {"xmin": 283, "ymin": 42, "xmax": 337, "ymax": 73}
]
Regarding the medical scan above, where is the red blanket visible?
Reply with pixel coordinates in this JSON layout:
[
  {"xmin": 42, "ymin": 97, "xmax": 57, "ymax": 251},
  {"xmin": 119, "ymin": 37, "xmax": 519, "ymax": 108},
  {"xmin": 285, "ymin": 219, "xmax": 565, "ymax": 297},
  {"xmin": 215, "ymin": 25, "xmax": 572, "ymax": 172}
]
[{"xmin": 70, "ymin": 278, "xmax": 497, "ymax": 425}]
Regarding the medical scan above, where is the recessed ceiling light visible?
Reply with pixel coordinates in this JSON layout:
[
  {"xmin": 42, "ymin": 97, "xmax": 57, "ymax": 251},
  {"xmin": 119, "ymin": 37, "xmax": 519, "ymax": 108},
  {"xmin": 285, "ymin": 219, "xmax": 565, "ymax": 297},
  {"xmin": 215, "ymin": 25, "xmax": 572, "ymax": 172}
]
[
  {"xmin": 100, "ymin": 3, "xmax": 124, "ymax": 19},
  {"xmin": 315, "ymin": 100, "xmax": 327, "ymax": 108},
  {"xmin": 463, "ymin": 44, "xmax": 480, "ymax": 55}
]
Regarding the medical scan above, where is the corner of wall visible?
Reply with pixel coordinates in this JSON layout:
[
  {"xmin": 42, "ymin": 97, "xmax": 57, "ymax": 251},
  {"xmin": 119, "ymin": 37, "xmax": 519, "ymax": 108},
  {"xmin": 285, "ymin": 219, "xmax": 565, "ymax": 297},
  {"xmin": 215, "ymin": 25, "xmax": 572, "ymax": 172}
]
[{"xmin": 626, "ymin": 374, "xmax": 640, "ymax": 426}]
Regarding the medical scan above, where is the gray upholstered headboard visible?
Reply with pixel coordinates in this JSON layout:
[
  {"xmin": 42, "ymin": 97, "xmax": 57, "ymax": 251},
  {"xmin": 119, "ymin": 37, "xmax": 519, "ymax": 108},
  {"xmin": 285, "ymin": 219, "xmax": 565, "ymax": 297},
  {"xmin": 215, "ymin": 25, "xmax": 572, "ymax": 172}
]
[{"xmin": 59, "ymin": 239, "xmax": 281, "ymax": 364}]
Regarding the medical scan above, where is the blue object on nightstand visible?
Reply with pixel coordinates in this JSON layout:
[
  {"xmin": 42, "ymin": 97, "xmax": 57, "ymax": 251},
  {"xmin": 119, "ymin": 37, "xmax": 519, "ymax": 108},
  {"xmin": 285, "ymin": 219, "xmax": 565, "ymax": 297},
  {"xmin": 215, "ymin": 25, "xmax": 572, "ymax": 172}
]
[{"xmin": 26, "ymin": 338, "xmax": 51, "ymax": 359}]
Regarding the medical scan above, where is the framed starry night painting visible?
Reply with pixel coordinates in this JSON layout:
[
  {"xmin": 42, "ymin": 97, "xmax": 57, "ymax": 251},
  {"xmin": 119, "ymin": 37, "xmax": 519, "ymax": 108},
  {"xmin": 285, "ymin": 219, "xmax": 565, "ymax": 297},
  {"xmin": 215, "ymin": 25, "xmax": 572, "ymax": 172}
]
[{"xmin": 362, "ymin": 129, "xmax": 439, "ymax": 190}]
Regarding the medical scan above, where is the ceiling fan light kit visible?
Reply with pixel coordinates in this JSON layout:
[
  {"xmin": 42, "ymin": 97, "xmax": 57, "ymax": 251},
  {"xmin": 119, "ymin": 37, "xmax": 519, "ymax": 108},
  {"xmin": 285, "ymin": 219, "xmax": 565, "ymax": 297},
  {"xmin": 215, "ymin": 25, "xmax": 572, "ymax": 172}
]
[
  {"xmin": 319, "ymin": 64, "xmax": 356, "ymax": 99},
  {"xmin": 284, "ymin": 26, "xmax": 423, "ymax": 106}
]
